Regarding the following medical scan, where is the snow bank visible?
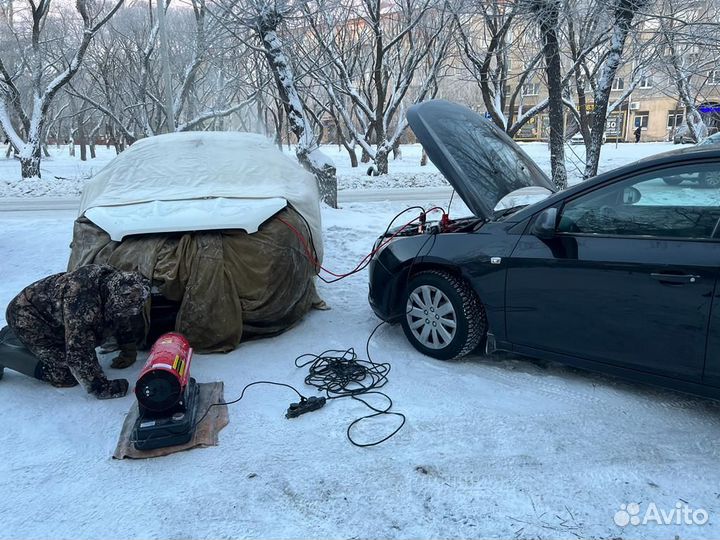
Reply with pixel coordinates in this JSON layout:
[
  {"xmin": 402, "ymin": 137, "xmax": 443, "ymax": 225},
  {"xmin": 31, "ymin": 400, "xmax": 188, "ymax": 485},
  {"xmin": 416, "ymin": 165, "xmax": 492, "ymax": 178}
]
[{"xmin": 0, "ymin": 141, "xmax": 680, "ymax": 199}]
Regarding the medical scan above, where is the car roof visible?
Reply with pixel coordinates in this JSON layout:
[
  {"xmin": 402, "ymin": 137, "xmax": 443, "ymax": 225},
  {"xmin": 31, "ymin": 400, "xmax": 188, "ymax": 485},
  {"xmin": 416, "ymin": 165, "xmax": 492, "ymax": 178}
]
[{"xmin": 508, "ymin": 145, "xmax": 720, "ymax": 221}]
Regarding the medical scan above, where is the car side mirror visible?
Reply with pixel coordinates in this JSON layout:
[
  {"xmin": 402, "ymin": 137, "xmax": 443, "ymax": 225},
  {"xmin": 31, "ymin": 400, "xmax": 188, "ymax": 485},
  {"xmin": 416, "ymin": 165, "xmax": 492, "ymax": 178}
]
[
  {"xmin": 622, "ymin": 186, "xmax": 642, "ymax": 205},
  {"xmin": 530, "ymin": 207, "xmax": 558, "ymax": 239}
]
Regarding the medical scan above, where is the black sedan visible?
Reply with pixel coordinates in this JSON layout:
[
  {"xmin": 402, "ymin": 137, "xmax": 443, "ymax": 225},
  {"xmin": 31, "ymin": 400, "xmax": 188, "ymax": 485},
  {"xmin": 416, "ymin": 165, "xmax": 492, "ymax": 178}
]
[{"xmin": 369, "ymin": 100, "xmax": 720, "ymax": 399}]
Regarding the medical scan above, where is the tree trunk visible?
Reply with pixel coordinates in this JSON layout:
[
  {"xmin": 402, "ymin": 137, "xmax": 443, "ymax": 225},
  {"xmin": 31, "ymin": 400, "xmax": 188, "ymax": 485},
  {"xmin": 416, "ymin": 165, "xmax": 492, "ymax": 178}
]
[
  {"xmin": 535, "ymin": 0, "xmax": 567, "ymax": 189},
  {"xmin": 375, "ymin": 146, "xmax": 389, "ymax": 175},
  {"xmin": 297, "ymin": 148, "xmax": 338, "ymax": 208},
  {"xmin": 421, "ymin": 149, "xmax": 428, "ymax": 166},
  {"xmin": 257, "ymin": 10, "xmax": 337, "ymax": 208},
  {"xmin": 392, "ymin": 140, "xmax": 402, "ymax": 160},
  {"xmin": 55, "ymin": 120, "xmax": 62, "ymax": 148},
  {"xmin": 685, "ymin": 106, "xmax": 708, "ymax": 142},
  {"xmin": 20, "ymin": 156, "xmax": 41, "ymax": 178},
  {"xmin": 20, "ymin": 122, "xmax": 44, "ymax": 178},
  {"xmin": 78, "ymin": 118, "xmax": 88, "ymax": 162},
  {"xmin": 348, "ymin": 147, "xmax": 358, "ymax": 168},
  {"xmin": 584, "ymin": 0, "xmax": 644, "ymax": 179},
  {"xmin": 20, "ymin": 143, "xmax": 42, "ymax": 178},
  {"xmin": 68, "ymin": 127, "xmax": 76, "ymax": 157}
]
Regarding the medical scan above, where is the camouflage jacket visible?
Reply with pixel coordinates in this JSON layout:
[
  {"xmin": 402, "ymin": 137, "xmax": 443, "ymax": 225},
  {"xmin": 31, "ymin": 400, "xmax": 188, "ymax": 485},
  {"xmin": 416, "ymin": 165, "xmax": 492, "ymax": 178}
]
[{"xmin": 14, "ymin": 264, "xmax": 149, "ymax": 391}]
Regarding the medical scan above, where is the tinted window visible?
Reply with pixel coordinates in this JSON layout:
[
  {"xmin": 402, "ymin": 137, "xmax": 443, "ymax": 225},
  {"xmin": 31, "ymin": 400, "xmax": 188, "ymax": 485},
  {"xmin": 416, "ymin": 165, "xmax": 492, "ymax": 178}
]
[{"xmin": 558, "ymin": 163, "xmax": 720, "ymax": 239}]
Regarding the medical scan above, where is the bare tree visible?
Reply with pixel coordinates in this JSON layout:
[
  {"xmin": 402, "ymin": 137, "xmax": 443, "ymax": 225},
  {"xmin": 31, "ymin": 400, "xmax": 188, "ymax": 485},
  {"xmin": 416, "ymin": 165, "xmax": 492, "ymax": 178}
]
[
  {"xmin": 66, "ymin": 0, "xmax": 259, "ymax": 146},
  {"xmin": 454, "ymin": 0, "xmax": 552, "ymax": 136},
  {"xmin": 580, "ymin": 0, "xmax": 649, "ymax": 179},
  {"xmin": 654, "ymin": 0, "xmax": 720, "ymax": 142},
  {"xmin": 212, "ymin": 0, "xmax": 337, "ymax": 206},
  {"xmin": 0, "ymin": 0, "xmax": 124, "ymax": 178},
  {"xmin": 525, "ymin": 0, "xmax": 567, "ymax": 189},
  {"xmin": 302, "ymin": 0, "xmax": 454, "ymax": 175}
]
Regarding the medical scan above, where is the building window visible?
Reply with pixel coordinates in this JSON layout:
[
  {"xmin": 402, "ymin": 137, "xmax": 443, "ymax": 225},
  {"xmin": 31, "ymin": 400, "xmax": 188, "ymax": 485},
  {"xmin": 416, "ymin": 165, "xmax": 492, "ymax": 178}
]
[
  {"xmin": 635, "ymin": 112, "xmax": 649, "ymax": 129},
  {"xmin": 503, "ymin": 84, "xmax": 512, "ymax": 96},
  {"xmin": 522, "ymin": 82, "xmax": 540, "ymax": 96},
  {"xmin": 639, "ymin": 75, "xmax": 653, "ymax": 89},
  {"xmin": 667, "ymin": 111, "xmax": 684, "ymax": 129},
  {"xmin": 708, "ymin": 70, "xmax": 720, "ymax": 85},
  {"xmin": 611, "ymin": 78, "xmax": 625, "ymax": 91}
]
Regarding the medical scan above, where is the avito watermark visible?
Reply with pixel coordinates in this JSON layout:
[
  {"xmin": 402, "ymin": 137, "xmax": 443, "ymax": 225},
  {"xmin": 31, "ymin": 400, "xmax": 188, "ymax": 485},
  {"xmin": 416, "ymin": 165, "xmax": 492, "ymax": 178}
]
[{"xmin": 614, "ymin": 502, "xmax": 709, "ymax": 527}]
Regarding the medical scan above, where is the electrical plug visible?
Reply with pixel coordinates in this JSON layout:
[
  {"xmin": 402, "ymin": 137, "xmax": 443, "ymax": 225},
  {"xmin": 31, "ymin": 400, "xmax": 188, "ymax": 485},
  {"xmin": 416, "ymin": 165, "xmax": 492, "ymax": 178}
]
[{"xmin": 285, "ymin": 396, "xmax": 326, "ymax": 418}]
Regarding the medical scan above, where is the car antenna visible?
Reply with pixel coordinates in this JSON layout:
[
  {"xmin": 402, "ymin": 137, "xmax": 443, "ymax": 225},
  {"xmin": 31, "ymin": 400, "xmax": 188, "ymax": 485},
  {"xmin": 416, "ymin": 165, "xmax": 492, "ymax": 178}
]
[{"xmin": 446, "ymin": 188, "xmax": 455, "ymax": 216}]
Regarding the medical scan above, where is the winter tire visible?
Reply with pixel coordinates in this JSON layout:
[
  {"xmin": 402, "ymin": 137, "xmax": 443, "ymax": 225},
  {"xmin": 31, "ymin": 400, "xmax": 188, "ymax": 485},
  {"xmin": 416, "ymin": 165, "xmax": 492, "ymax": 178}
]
[{"xmin": 401, "ymin": 270, "xmax": 486, "ymax": 360}]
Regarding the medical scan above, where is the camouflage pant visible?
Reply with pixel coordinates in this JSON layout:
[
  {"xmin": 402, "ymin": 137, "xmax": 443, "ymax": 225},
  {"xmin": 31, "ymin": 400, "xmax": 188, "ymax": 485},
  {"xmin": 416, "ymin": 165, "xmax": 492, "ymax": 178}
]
[{"xmin": 5, "ymin": 293, "xmax": 79, "ymax": 387}]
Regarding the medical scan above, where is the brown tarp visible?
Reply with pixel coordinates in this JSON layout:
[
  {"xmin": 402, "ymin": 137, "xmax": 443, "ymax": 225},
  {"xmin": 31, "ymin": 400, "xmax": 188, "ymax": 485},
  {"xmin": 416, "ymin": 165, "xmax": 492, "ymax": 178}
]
[{"xmin": 68, "ymin": 207, "xmax": 322, "ymax": 352}]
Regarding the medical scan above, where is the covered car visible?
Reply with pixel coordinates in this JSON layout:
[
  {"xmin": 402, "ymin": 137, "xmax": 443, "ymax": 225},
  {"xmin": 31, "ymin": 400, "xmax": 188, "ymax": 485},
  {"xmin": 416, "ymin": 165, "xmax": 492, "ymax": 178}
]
[{"xmin": 68, "ymin": 132, "xmax": 323, "ymax": 352}]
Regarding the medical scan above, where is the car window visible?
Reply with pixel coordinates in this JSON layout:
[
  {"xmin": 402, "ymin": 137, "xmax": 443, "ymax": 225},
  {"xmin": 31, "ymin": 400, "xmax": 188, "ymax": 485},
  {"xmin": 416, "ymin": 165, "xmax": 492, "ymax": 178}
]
[{"xmin": 557, "ymin": 163, "xmax": 720, "ymax": 239}]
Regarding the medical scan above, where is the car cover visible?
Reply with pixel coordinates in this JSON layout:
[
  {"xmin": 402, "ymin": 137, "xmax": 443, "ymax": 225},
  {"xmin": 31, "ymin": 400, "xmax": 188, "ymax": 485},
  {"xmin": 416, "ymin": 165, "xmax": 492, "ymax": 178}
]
[
  {"xmin": 79, "ymin": 131, "xmax": 323, "ymax": 260},
  {"xmin": 68, "ymin": 208, "xmax": 322, "ymax": 353},
  {"xmin": 68, "ymin": 132, "xmax": 325, "ymax": 352}
]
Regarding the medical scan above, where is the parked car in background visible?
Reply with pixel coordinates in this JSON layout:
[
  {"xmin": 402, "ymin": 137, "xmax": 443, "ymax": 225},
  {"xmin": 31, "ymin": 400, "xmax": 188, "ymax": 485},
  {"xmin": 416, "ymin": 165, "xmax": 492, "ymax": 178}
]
[
  {"xmin": 369, "ymin": 99, "xmax": 720, "ymax": 400},
  {"xmin": 673, "ymin": 125, "xmax": 696, "ymax": 144},
  {"xmin": 698, "ymin": 132, "xmax": 720, "ymax": 147},
  {"xmin": 568, "ymin": 131, "xmax": 606, "ymax": 145},
  {"xmin": 673, "ymin": 124, "xmax": 719, "ymax": 144}
]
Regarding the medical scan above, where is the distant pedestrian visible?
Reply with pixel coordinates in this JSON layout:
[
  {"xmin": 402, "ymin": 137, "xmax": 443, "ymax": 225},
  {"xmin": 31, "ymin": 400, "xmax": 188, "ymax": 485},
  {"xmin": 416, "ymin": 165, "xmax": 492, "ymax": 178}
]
[{"xmin": 634, "ymin": 126, "xmax": 642, "ymax": 143}]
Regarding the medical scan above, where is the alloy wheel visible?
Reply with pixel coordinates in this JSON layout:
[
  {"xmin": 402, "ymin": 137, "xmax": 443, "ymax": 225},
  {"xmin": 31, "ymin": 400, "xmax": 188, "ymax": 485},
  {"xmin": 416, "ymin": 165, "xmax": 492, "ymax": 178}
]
[{"xmin": 406, "ymin": 285, "xmax": 457, "ymax": 349}]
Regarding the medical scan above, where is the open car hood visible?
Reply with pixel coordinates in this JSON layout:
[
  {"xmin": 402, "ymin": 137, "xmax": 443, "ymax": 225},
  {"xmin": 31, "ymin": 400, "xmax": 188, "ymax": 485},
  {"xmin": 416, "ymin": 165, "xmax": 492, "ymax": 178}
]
[{"xmin": 407, "ymin": 100, "xmax": 556, "ymax": 219}]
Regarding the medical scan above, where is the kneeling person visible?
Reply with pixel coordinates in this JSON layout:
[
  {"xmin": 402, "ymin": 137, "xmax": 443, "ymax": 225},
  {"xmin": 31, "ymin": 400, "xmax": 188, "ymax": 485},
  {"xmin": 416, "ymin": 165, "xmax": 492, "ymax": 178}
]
[{"xmin": 2, "ymin": 265, "xmax": 150, "ymax": 399}]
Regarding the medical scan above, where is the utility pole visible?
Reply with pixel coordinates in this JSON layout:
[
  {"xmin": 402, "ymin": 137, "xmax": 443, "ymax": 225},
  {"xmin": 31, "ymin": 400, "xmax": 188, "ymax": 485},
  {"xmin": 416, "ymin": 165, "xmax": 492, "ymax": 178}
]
[{"xmin": 157, "ymin": 0, "xmax": 175, "ymax": 133}]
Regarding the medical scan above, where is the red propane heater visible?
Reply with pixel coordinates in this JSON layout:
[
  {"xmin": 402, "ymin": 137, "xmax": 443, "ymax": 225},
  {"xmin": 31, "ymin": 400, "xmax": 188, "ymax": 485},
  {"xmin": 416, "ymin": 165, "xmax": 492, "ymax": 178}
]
[{"xmin": 132, "ymin": 332, "xmax": 200, "ymax": 450}]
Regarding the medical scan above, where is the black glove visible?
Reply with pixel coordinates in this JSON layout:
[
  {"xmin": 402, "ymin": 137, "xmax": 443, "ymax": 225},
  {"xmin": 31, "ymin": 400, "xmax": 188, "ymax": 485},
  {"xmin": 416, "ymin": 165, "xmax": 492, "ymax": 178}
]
[
  {"xmin": 94, "ymin": 378, "xmax": 130, "ymax": 400},
  {"xmin": 111, "ymin": 347, "xmax": 137, "ymax": 369}
]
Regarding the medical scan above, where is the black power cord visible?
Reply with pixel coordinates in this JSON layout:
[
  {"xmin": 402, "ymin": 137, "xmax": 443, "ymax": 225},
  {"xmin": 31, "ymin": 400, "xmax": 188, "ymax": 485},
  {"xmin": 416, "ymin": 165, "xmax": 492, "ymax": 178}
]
[
  {"xmin": 192, "ymin": 380, "xmax": 306, "ymax": 431},
  {"xmin": 189, "ymin": 207, "xmax": 441, "ymax": 447},
  {"xmin": 294, "ymin": 322, "xmax": 406, "ymax": 448}
]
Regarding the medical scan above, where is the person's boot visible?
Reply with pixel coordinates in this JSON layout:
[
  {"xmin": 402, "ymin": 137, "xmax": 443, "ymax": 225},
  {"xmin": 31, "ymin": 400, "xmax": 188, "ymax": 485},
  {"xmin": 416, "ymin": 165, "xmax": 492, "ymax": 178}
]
[
  {"xmin": 1, "ymin": 326, "xmax": 79, "ymax": 387},
  {"xmin": 0, "ymin": 325, "xmax": 41, "ymax": 380}
]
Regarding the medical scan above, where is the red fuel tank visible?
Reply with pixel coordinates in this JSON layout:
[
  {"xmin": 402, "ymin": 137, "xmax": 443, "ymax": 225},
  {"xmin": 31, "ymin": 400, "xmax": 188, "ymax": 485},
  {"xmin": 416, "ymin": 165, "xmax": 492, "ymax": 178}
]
[{"xmin": 135, "ymin": 332, "xmax": 193, "ymax": 412}]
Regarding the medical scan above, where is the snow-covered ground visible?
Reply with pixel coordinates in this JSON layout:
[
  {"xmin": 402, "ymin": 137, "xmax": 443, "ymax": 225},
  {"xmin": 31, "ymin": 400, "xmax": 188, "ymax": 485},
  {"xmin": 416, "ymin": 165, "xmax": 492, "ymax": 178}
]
[
  {"xmin": 0, "ymin": 140, "xmax": 679, "ymax": 198},
  {"xmin": 2, "ymin": 197, "xmax": 720, "ymax": 539}
]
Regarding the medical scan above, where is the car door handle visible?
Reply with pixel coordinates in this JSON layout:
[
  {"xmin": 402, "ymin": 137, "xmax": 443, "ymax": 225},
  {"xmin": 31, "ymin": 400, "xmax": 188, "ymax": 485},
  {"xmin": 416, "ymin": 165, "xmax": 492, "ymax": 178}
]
[{"xmin": 650, "ymin": 272, "xmax": 700, "ymax": 284}]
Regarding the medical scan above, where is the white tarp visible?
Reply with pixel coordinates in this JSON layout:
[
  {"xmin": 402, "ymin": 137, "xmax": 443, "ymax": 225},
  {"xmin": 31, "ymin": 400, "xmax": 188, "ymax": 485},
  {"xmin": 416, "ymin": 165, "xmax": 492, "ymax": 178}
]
[{"xmin": 79, "ymin": 131, "xmax": 323, "ymax": 259}]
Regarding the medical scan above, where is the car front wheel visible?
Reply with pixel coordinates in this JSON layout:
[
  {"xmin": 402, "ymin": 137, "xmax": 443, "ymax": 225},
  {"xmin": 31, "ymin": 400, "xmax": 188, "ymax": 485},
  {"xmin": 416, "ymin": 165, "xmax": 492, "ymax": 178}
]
[{"xmin": 401, "ymin": 270, "xmax": 486, "ymax": 360}]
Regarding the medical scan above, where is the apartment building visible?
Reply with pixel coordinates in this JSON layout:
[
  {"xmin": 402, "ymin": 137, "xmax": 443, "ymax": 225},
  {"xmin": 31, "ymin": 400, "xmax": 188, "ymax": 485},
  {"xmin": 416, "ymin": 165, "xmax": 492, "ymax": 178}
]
[{"xmin": 441, "ymin": 7, "xmax": 720, "ymax": 144}]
